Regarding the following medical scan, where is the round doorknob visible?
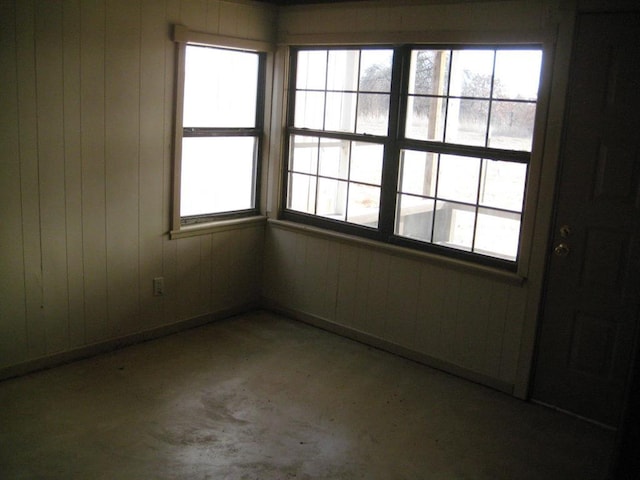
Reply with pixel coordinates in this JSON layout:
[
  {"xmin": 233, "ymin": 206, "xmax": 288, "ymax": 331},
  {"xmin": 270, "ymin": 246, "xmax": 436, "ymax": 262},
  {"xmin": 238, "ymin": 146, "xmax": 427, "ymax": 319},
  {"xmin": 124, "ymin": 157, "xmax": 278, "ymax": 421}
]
[{"xmin": 554, "ymin": 243, "xmax": 570, "ymax": 257}]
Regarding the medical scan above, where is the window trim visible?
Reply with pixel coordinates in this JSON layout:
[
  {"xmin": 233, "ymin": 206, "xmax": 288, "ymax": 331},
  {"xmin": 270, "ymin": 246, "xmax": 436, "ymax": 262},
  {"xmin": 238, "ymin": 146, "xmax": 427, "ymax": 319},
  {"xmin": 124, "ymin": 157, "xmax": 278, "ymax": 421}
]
[
  {"xmin": 170, "ymin": 25, "xmax": 273, "ymax": 237},
  {"xmin": 280, "ymin": 43, "xmax": 549, "ymax": 273}
]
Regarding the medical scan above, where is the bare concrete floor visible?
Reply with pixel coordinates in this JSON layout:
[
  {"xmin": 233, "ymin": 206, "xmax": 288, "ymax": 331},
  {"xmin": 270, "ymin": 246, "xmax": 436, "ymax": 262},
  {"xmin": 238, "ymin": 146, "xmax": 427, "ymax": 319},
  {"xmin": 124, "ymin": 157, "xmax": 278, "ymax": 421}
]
[{"xmin": 0, "ymin": 311, "xmax": 615, "ymax": 479}]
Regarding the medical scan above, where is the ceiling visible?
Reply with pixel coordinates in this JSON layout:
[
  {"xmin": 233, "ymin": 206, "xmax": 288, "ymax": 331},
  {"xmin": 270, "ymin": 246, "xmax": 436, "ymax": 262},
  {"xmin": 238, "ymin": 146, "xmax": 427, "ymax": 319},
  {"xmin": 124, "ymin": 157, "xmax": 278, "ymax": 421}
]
[{"xmin": 255, "ymin": 0, "xmax": 368, "ymax": 5}]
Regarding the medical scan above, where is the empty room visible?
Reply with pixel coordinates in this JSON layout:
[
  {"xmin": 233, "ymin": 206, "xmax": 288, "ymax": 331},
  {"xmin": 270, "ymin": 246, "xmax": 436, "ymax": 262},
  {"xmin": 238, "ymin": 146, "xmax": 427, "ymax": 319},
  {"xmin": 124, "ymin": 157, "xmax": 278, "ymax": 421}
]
[{"xmin": 1, "ymin": 0, "xmax": 638, "ymax": 478}]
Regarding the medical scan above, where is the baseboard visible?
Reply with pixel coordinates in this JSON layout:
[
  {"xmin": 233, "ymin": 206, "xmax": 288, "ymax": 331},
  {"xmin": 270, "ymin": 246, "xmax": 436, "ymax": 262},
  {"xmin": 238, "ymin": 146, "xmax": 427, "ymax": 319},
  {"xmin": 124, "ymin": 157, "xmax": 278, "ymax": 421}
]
[
  {"xmin": 0, "ymin": 302, "xmax": 258, "ymax": 382},
  {"xmin": 260, "ymin": 297, "xmax": 514, "ymax": 396},
  {"xmin": 1, "ymin": 298, "xmax": 514, "ymax": 397}
]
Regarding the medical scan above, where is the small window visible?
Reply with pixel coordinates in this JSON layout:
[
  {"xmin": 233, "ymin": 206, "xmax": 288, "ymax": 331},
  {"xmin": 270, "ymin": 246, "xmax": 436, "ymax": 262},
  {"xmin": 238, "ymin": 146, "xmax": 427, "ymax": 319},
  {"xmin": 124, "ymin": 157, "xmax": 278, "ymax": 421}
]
[
  {"xmin": 282, "ymin": 45, "xmax": 543, "ymax": 269},
  {"xmin": 175, "ymin": 44, "xmax": 265, "ymax": 226}
]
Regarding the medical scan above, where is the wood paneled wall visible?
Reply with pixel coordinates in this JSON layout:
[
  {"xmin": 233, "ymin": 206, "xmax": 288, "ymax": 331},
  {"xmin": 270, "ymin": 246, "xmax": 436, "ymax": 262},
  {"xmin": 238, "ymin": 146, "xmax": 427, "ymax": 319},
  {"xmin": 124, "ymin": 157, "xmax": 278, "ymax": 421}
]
[
  {"xmin": 263, "ymin": 226, "xmax": 526, "ymax": 389},
  {"xmin": 0, "ymin": 0, "xmax": 273, "ymax": 373},
  {"xmin": 263, "ymin": 0, "xmax": 573, "ymax": 394},
  {"xmin": 1, "ymin": 0, "xmax": 572, "ymax": 396}
]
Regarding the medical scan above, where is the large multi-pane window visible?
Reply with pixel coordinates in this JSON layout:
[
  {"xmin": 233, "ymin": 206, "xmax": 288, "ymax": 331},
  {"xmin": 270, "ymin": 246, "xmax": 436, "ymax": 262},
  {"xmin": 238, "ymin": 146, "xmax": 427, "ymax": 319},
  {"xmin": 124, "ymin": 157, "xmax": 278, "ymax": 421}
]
[
  {"xmin": 283, "ymin": 46, "xmax": 542, "ymax": 268},
  {"xmin": 177, "ymin": 44, "xmax": 265, "ymax": 224}
]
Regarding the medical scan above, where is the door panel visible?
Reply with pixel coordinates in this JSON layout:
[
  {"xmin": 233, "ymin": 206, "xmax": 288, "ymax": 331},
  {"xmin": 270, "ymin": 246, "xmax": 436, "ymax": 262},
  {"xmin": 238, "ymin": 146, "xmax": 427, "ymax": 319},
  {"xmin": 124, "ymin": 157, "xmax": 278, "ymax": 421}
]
[{"xmin": 532, "ymin": 12, "xmax": 640, "ymax": 427}]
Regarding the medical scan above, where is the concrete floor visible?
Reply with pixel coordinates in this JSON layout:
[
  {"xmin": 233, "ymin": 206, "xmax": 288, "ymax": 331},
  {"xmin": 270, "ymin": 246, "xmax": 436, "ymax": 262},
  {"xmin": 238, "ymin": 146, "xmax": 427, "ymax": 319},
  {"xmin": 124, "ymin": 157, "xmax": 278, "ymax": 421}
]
[{"xmin": 0, "ymin": 311, "xmax": 615, "ymax": 479}]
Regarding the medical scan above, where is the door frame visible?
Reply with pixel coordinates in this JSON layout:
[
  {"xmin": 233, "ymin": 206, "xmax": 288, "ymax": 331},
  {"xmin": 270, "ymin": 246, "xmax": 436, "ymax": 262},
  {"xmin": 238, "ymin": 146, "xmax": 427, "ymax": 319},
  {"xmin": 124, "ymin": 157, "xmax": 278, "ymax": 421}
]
[{"xmin": 528, "ymin": 0, "xmax": 640, "ymax": 475}]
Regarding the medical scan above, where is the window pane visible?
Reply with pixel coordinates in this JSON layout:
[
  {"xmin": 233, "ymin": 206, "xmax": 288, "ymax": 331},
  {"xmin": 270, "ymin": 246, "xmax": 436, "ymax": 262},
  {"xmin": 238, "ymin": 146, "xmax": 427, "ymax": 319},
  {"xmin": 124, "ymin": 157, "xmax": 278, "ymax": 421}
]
[
  {"xmin": 183, "ymin": 46, "xmax": 258, "ymax": 128},
  {"xmin": 488, "ymin": 101, "xmax": 537, "ymax": 151},
  {"xmin": 449, "ymin": 50, "xmax": 494, "ymax": 98},
  {"xmin": 395, "ymin": 194, "xmax": 435, "ymax": 242},
  {"xmin": 317, "ymin": 178, "xmax": 347, "ymax": 220},
  {"xmin": 319, "ymin": 138, "xmax": 350, "ymax": 179},
  {"xmin": 405, "ymin": 96, "xmax": 446, "ymax": 141},
  {"xmin": 474, "ymin": 208, "xmax": 521, "ymax": 260},
  {"xmin": 356, "ymin": 93, "xmax": 389, "ymax": 135},
  {"xmin": 288, "ymin": 172, "xmax": 317, "ymax": 214},
  {"xmin": 325, "ymin": 91, "xmax": 357, "ymax": 132},
  {"xmin": 399, "ymin": 150, "xmax": 438, "ymax": 197},
  {"xmin": 433, "ymin": 201, "xmax": 475, "ymax": 251},
  {"xmin": 479, "ymin": 160, "xmax": 527, "ymax": 211},
  {"xmin": 494, "ymin": 50, "xmax": 542, "ymax": 101},
  {"xmin": 359, "ymin": 49, "xmax": 393, "ymax": 92},
  {"xmin": 294, "ymin": 91, "xmax": 325, "ymax": 130},
  {"xmin": 181, "ymin": 137, "xmax": 255, "ymax": 216},
  {"xmin": 297, "ymin": 50, "xmax": 327, "ymax": 90},
  {"xmin": 445, "ymin": 98, "xmax": 489, "ymax": 146},
  {"xmin": 437, "ymin": 154, "xmax": 480, "ymax": 204},
  {"xmin": 289, "ymin": 135, "xmax": 318, "ymax": 174},
  {"xmin": 327, "ymin": 50, "xmax": 359, "ymax": 91},
  {"xmin": 409, "ymin": 50, "xmax": 450, "ymax": 95},
  {"xmin": 350, "ymin": 142, "xmax": 383, "ymax": 185},
  {"xmin": 347, "ymin": 183, "xmax": 380, "ymax": 227}
]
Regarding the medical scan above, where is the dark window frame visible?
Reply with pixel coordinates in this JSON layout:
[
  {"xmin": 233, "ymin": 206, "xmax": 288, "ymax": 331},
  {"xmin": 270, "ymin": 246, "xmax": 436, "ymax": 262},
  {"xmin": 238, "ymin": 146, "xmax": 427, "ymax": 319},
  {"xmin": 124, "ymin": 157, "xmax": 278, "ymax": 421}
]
[
  {"xmin": 178, "ymin": 44, "xmax": 267, "ymax": 226},
  {"xmin": 281, "ymin": 44, "xmax": 542, "ymax": 271}
]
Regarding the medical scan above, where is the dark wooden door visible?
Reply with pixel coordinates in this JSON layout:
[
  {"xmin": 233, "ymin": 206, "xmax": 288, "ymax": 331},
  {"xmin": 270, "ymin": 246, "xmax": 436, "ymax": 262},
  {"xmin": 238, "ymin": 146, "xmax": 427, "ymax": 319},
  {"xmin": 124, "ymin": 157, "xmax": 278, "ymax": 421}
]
[{"xmin": 532, "ymin": 12, "xmax": 640, "ymax": 427}]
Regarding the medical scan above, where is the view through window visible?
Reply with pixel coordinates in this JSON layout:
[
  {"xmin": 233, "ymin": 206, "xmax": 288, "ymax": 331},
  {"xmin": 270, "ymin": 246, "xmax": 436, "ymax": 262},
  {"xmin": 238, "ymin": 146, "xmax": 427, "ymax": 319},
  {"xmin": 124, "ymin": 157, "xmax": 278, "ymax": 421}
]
[
  {"xmin": 283, "ymin": 46, "xmax": 542, "ymax": 266},
  {"xmin": 179, "ymin": 45, "xmax": 264, "ymax": 222}
]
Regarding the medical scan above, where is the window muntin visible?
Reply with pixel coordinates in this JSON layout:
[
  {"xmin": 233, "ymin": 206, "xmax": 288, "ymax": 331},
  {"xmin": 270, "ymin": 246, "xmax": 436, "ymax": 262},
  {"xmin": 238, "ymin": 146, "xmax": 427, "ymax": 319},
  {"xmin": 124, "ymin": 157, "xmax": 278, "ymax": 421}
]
[
  {"xmin": 283, "ymin": 45, "xmax": 542, "ymax": 268},
  {"xmin": 405, "ymin": 48, "xmax": 542, "ymax": 151},
  {"xmin": 293, "ymin": 48, "xmax": 393, "ymax": 135},
  {"xmin": 179, "ymin": 44, "xmax": 264, "ymax": 223},
  {"xmin": 287, "ymin": 135, "xmax": 383, "ymax": 228},
  {"xmin": 395, "ymin": 151, "xmax": 527, "ymax": 261}
]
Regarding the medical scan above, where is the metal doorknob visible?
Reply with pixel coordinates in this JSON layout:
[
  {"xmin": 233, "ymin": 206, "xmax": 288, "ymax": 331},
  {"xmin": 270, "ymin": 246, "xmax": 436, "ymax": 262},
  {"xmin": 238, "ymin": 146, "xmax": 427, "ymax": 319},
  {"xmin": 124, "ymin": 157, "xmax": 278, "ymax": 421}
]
[{"xmin": 554, "ymin": 243, "xmax": 570, "ymax": 257}]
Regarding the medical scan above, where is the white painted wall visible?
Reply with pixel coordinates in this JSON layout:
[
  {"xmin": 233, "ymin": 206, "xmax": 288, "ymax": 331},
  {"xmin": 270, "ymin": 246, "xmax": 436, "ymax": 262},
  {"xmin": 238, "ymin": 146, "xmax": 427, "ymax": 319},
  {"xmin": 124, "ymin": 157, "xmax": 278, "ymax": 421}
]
[{"xmin": 0, "ymin": 0, "xmax": 273, "ymax": 375}]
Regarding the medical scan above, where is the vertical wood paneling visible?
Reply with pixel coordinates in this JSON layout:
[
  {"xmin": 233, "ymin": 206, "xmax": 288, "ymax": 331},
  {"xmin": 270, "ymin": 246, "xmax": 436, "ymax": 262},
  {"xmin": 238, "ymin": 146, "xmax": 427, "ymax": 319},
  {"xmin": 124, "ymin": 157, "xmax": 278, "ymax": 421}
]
[
  {"xmin": 227, "ymin": 230, "xmax": 244, "ymax": 307},
  {"xmin": 210, "ymin": 230, "xmax": 232, "ymax": 311},
  {"xmin": 241, "ymin": 226, "xmax": 264, "ymax": 305},
  {"xmin": 15, "ymin": 0, "xmax": 46, "ymax": 358},
  {"xmin": 162, "ymin": 0, "xmax": 181, "ymax": 327},
  {"xmin": 62, "ymin": 0, "xmax": 85, "ymax": 347},
  {"xmin": 262, "ymin": 226, "xmax": 287, "ymax": 303},
  {"xmin": 80, "ymin": 0, "xmax": 109, "ymax": 343},
  {"xmin": 36, "ymin": 0, "xmax": 69, "ymax": 353},
  {"xmin": 138, "ymin": 0, "xmax": 167, "ymax": 331},
  {"xmin": 180, "ymin": 0, "xmax": 207, "ymax": 31},
  {"xmin": 323, "ymin": 241, "xmax": 340, "ymax": 321},
  {"xmin": 200, "ymin": 234, "xmax": 213, "ymax": 313},
  {"xmin": 0, "ymin": 0, "xmax": 28, "ymax": 366},
  {"xmin": 483, "ymin": 284, "xmax": 510, "ymax": 378},
  {"xmin": 303, "ymin": 236, "xmax": 328, "ymax": 316},
  {"xmin": 364, "ymin": 250, "xmax": 389, "ymax": 338},
  {"xmin": 264, "ymin": 227, "xmax": 534, "ymax": 387},
  {"xmin": 385, "ymin": 256, "xmax": 419, "ymax": 348},
  {"xmin": 176, "ymin": 236, "xmax": 203, "ymax": 320},
  {"xmin": 105, "ymin": 0, "xmax": 141, "ymax": 336},
  {"xmin": 218, "ymin": 0, "xmax": 239, "ymax": 37},
  {"xmin": 501, "ymin": 285, "xmax": 528, "ymax": 384},
  {"xmin": 205, "ymin": 0, "xmax": 220, "ymax": 32},
  {"xmin": 1, "ymin": 0, "xmax": 276, "ymax": 372},
  {"xmin": 335, "ymin": 243, "xmax": 359, "ymax": 328},
  {"xmin": 454, "ymin": 274, "xmax": 492, "ymax": 370},
  {"xmin": 352, "ymin": 247, "xmax": 372, "ymax": 332}
]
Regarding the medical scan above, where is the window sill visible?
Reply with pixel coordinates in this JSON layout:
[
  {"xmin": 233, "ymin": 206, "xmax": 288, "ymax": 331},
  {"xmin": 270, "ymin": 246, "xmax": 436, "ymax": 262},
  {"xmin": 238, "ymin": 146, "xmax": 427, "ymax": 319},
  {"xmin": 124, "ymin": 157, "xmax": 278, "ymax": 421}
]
[
  {"xmin": 268, "ymin": 218, "xmax": 526, "ymax": 286},
  {"xmin": 170, "ymin": 215, "xmax": 267, "ymax": 240}
]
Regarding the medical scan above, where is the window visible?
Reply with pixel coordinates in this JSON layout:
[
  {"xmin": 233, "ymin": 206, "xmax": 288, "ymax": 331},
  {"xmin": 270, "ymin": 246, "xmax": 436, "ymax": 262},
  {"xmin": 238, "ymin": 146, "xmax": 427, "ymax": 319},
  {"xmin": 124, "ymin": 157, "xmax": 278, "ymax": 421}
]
[
  {"xmin": 282, "ymin": 46, "xmax": 543, "ymax": 269},
  {"xmin": 174, "ymin": 41, "xmax": 266, "ymax": 228}
]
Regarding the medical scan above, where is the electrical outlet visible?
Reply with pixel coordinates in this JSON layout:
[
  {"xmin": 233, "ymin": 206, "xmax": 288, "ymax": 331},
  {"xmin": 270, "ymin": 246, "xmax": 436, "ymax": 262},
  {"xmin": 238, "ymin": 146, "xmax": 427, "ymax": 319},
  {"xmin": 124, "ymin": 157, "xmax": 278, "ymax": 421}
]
[{"xmin": 153, "ymin": 277, "xmax": 164, "ymax": 296}]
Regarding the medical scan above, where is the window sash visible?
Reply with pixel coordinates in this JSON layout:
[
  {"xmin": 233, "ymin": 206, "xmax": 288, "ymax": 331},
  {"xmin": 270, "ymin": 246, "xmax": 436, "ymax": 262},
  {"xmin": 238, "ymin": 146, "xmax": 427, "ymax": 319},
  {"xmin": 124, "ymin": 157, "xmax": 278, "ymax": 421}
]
[
  {"xmin": 173, "ymin": 42, "xmax": 266, "ymax": 228},
  {"xmin": 282, "ymin": 45, "xmax": 541, "ymax": 270}
]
